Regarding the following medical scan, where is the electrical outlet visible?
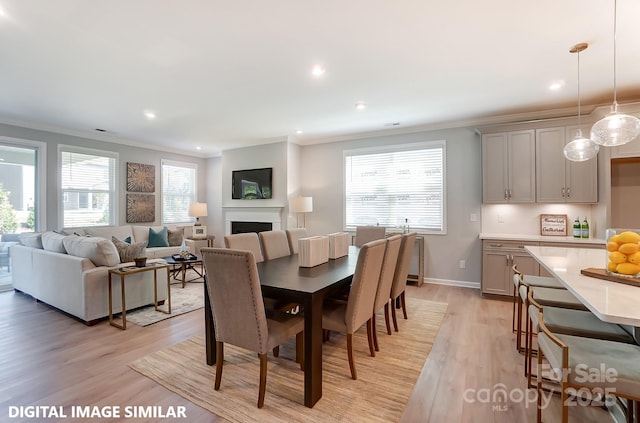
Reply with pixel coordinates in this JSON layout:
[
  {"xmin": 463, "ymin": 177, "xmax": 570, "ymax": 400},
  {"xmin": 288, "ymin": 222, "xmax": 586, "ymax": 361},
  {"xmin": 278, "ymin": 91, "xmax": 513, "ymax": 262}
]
[
  {"xmin": 459, "ymin": 260, "xmax": 465, "ymax": 269},
  {"xmin": 470, "ymin": 213, "xmax": 477, "ymax": 222},
  {"xmin": 497, "ymin": 214, "xmax": 504, "ymax": 223}
]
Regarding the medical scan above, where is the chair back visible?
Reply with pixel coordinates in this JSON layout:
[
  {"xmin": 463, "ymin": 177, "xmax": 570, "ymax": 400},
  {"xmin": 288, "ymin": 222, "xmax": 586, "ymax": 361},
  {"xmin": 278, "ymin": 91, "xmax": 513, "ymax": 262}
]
[
  {"xmin": 202, "ymin": 248, "xmax": 269, "ymax": 353},
  {"xmin": 224, "ymin": 233, "xmax": 264, "ymax": 263},
  {"xmin": 258, "ymin": 230, "xmax": 291, "ymax": 260},
  {"xmin": 345, "ymin": 239, "xmax": 387, "ymax": 332},
  {"xmin": 354, "ymin": 226, "xmax": 386, "ymax": 247},
  {"xmin": 285, "ymin": 228, "xmax": 308, "ymax": 254},
  {"xmin": 390, "ymin": 232, "xmax": 417, "ymax": 299},
  {"xmin": 373, "ymin": 235, "xmax": 402, "ymax": 313}
]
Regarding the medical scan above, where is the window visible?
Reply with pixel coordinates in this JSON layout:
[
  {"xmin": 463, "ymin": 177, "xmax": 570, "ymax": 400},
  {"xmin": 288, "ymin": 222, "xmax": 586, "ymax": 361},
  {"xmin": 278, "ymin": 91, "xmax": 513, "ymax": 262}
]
[
  {"xmin": 60, "ymin": 146, "xmax": 117, "ymax": 228},
  {"xmin": 162, "ymin": 160, "xmax": 197, "ymax": 224},
  {"xmin": 344, "ymin": 141, "xmax": 446, "ymax": 233}
]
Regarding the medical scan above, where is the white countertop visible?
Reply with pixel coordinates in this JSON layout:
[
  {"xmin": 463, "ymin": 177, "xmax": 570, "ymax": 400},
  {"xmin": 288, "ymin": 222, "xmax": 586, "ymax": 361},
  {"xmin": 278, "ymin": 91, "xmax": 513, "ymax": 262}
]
[
  {"xmin": 526, "ymin": 245, "xmax": 640, "ymax": 326},
  {"xmin": 480, "ymin": 233, "xmax": 605, "ymax": 244}
]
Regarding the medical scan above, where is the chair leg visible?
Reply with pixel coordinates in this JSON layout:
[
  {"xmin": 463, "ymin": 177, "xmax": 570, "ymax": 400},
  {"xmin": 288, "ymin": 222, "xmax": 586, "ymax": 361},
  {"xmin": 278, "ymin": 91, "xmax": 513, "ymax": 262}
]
[
  {"xmin": 272, "ymin": 346, "xmax": 279, "ymax": 357},
  {"xmin": 536, "ymin": 345, "xmax": 543, "ymax": 423},
  {"xmin": 400, "ymin": 292, "xmax": 408, "ymax": 319},
  {"xmin": 512, "ymin": 283, "xmax": 517, "ymax": 333},
  {"xmin": 323, "ymin": 329, "xmax": 330, "ymax": 342},
  {"xmin": 516, "ymin": 289, "xmax": 523, "ymax": 352},
  {"xmin": 257, "ymin": 353, "xmax": 267, "ymax": 408},
  {"xmin": 372, "ymin": 313, "xmax": 379, "ymax": 352},
  {"xmin": 391, "ymin": 298, "xmax": 399, "ymax": 332},
  {"xmin": 366, "ymin": 319, "xmax": 375, "ymax": 357},
  {"xmin": 347, "ymin": 333, "xmax": 357, "ymax": 380},
  {"xmin": 215, "ymin": 341, "xmax": 224, "ymax": 390},
  {"xmin": 296, "ymin": 331, "xmax": 304, "ymax": 371},
  {"xmin": 384, "ymin": 302, "xmax": 392, "ymax": 335}
]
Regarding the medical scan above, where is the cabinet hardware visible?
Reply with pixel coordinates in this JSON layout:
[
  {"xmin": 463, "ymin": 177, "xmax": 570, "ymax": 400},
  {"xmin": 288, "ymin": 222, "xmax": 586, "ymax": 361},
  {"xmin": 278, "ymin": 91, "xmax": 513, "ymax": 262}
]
[
  {"xmin": 561, "ymin": 187, "xmax": 565, "ymax": 197},
  {"xmin": 508, "ymin": 189, "xmax": 512, "ymax": 199},
  {"xmin": 567, "ymin": 187, "xmax": 571, "ymax": 197},
  {"xmin": 490, "ymin": 244, "xmax": 503, "ymax": 247},
  {"xmin": 504, "ymin": 189, "xmax": 508, "ymax": 200}
]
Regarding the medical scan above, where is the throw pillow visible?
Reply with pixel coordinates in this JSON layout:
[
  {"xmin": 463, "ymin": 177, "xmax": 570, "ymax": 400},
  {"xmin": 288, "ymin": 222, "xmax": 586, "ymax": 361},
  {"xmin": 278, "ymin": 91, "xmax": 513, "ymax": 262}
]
[
  {"xmin": 41, "ymin": 231, "xmax": 68, "ymax": 254},
  {"xmin": 18, "ymin": 232, "xmax": 43, "ymax": 249},
  {"xmin": 62, "ymin": 236, "xmax": 120, "ymax": 267},
  {"xmin": 112, "ymin": 237, "xmax": 146, "ymax": 263},
  {"xmin": 167, "ymin": 227, "xmax": 184, "ymax": 247},
  {"xmin": 147, "ymin": 227, "xmax": 169, "ymax": 248}
]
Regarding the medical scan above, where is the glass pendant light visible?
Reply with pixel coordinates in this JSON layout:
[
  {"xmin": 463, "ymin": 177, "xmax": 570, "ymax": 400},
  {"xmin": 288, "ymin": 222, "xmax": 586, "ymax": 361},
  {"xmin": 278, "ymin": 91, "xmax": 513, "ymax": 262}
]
[
  {"xmin": 564, "ymin": 43, "xmax": 599, "ymax": 162},
  {"xmin": 591, "ymin": 0, "xmax": 640, "ymax": 147}
]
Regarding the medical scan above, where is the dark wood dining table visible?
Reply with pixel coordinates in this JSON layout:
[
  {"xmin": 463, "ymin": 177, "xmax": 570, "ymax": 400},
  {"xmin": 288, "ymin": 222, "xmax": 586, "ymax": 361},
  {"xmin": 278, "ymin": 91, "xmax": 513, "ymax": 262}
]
[{"xmin": 203, "ymin": 246, "xmax": 360, "ymax": 408}]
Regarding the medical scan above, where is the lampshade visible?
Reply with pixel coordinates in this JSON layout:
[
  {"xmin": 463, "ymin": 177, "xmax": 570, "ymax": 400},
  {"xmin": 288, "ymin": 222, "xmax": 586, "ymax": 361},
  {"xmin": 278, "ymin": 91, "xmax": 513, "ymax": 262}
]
[
  {"xmin": 188, "ymin": 202, "xmax": 208, "ymax": 217},
  {"xmin": 291, "ymin": 196, "xmax": 313, "ymax": 213},
  {"xmin": 590, "ymin": 0, "xmax": 640, "ymax": 147}
]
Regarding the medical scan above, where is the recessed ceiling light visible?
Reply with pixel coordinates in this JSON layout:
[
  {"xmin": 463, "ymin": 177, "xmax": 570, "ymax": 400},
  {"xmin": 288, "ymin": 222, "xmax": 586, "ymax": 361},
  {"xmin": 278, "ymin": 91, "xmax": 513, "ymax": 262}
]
[
  {"xmin": 549, "ymin": 81, "xmax": 565, "ymax": 91},
  {"xmin": 296, "ymin": 130, "xmax": 303, "ymax": 135},
  {"xmin": 355, "ymin": 102, "xmax": 367, "ymax": 110},
  {"xmin": 311, "ymin": 65, "xmax": 325, "ymax": 77},
  {"xmin": 144, "ymin": 111, "xmax": 156, "ymax": 119}
]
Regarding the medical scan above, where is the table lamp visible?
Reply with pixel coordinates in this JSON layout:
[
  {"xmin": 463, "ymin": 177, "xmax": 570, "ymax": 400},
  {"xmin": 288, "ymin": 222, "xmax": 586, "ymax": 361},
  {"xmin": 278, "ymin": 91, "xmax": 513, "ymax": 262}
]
[
  {"xmin": 188, "ymin": 202, "xmax": 208, "ymax": 239},
  {"xmin": 291, "ymin": 196, "xmax": 313, "ymax": 228}
]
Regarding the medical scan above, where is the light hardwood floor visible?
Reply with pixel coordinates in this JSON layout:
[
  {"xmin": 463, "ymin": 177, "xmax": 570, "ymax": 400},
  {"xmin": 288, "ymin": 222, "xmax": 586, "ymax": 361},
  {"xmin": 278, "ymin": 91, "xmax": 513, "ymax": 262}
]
[{"xmin": 0, "ymin": 284, "xmax": 613, "ymax": 422}]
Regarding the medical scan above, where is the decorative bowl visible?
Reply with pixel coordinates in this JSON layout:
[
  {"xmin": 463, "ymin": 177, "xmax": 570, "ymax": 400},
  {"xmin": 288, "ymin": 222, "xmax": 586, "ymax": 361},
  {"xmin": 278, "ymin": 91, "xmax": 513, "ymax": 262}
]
[
  {"xmin": 134, "ymin": 257, "xmax": 147, "ymax": 267},
  {"xmin": 605, "ymin": 229, "xmax": 640, "ymax": 278}
]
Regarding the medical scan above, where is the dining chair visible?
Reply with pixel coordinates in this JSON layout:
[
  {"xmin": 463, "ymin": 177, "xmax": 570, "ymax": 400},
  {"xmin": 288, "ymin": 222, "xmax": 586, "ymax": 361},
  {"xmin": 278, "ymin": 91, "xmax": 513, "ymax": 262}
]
[
  {"xmin": 389, "ymin": 232, "xmax": 416, "ymax": 331},
  {"xmin": 224, "ymin": 233, "xmax": 264, "ymax": 263},
  {"xmin": 259, "ymin": 230, "xmax": 291, "ymax": 260},
  {"xmin": 322, "ymin": 238, "xmax": 387, "ymax": 379},
  {"xmin": 285, "ymin": 228, "xmax": 308, "ymax": 254},
  {"xmin": 354, "ymin": 225, "xmax": 385, "ymax": 247},
  {"xmin": 536, "ymin": 310, "xmax": 640, "ymax": 423},
  {"xmin": 371, "ymin": 235, "xmax": 402, "ymax": 351},
  {"xmin": 201, "ymin": 248, "xmax": 304, "ymax": 408}
]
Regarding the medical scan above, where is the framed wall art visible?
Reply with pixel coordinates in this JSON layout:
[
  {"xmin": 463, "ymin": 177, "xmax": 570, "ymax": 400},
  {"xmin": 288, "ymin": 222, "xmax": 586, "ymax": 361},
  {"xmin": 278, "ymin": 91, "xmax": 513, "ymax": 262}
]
[
  {"xmin": 126, "ymin": 193, "xmax": 155, "ymax": 223},
  {"xmin": 540, "ymin": 214, "xmax": 568, "ymax": 236},
  {"xmin": 127, "ymin": 162, "xmax": 155, "ymax": 193}
]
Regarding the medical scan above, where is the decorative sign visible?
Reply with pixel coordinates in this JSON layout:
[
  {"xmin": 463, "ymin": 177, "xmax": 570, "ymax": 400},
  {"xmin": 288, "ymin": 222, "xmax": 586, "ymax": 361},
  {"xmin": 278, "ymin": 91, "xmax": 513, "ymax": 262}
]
[
  {"xmin": 127, "ymin": 162, "xmax": 155, "ymax": 193},
  {"xmin": 540, "ymin": 214, "xmax": 568, "ymax": 236}
]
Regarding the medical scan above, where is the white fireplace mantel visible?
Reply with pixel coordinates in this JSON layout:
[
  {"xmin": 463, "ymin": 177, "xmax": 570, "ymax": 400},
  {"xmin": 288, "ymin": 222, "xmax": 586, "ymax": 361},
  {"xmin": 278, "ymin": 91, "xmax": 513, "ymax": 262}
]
[{"xmin": 223, "ymin": 206, "xmax": 284, "ymax": 235}]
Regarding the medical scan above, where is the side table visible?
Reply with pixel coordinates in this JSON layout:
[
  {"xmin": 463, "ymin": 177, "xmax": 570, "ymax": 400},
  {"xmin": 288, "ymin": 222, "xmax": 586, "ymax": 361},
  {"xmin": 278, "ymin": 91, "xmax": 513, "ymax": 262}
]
[
  {"xmin": 108, "ymin": 263, "xmax": 171, "ymax": 330},
  {"xmin": 187, "ymin": 235, "xmax": 215, "ymax": 255}
]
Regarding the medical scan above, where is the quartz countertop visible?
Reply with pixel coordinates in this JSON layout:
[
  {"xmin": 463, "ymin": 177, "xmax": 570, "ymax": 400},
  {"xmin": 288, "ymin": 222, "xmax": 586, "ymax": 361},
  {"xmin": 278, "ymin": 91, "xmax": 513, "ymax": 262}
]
[{"xmin": 479, "ymin": 233, "xmax": 605, "ymax": 245}]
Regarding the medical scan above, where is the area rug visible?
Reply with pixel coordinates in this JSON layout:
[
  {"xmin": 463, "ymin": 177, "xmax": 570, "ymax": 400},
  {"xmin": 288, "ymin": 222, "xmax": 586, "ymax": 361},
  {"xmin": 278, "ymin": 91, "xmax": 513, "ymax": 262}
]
[
  {"xmin": 125, "ymin": 271, "xmax": 204, "ymax": 326},
  {"xmin": 129, "ymin": 298, "xmax": 447, "ymax": 422}
]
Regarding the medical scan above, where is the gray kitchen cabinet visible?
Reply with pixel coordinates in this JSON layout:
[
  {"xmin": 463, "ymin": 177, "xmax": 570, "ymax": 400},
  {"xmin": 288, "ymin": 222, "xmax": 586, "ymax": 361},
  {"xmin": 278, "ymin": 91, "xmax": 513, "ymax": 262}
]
[{"xmin": 482, "ymin": 240, "xmax": 539, "ymax": 297}]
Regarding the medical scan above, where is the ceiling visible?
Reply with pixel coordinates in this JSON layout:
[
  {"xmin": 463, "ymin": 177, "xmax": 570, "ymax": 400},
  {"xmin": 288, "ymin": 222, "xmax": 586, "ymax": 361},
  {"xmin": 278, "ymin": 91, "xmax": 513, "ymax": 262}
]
[{"xmin": 1, "ymin": 0, "xmax": 640, "ymax": 157}]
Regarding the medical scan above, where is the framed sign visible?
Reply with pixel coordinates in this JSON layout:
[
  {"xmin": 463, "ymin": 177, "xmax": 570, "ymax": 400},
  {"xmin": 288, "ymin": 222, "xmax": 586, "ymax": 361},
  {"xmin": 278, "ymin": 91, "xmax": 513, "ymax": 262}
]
[
  {"xmin": 540, "ymin": 214, "xmax": 568, "ymax": 236},
  {"xmin": 192, "ymin": 226, "xmax": 207, "ymax": 239}
]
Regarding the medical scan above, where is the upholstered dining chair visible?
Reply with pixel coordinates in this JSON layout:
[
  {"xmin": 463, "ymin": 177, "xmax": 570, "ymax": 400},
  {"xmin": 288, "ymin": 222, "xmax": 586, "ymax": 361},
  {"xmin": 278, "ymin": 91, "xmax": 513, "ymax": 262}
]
[
  {"xmin": 389, "ymin": 232, "xmax": 416, "ymax": 332},
  {"xmin": 201, "ymin": 248, "xmax": 304, "ymax": 408},
  {"xmin": 224, "ymin": 233, "xmax": 264, "ymax": 263},
  {"xmin": 371, "ymin": 235, "xmax": 402, "ymax": 351},
  {"xmin": 322, "ymin": 238, "xmax": 387, "ymax": 379},
  {"xmin": 285, "ymin": 228, "xmax": 308, "ymax": 254},
  {"xmin": 354, "ymin": 225, "xmax": 385, "ymax": 247},
  {"xmin": 258, "ymin": 230, "xmax": 291, "ymax": 260}
]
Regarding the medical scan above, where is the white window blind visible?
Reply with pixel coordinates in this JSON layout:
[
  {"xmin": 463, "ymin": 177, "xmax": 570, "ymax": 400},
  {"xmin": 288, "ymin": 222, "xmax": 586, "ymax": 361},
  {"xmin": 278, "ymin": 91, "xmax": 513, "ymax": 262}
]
[
  {"xmin": 60, "ymin": 147, "xmax": 116, "ymax": 228},
  {"xmin": 344, "ymin": 141, "xmax": 446, "ymax": 233},
  {"xmin": 162, "ymin": 160, "xmax": 197, "ymax": 224}
]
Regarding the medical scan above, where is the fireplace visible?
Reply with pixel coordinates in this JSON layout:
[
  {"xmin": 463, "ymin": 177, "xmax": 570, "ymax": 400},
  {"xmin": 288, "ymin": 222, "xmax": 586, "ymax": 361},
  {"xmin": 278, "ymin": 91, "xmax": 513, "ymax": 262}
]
[
  {"xmin": 231, "ymin": 221, "xmax": 273, "ymax": 234},
  {"xmin": 223, "ymin": 206, "xmax": 283, "ymax": 235}
]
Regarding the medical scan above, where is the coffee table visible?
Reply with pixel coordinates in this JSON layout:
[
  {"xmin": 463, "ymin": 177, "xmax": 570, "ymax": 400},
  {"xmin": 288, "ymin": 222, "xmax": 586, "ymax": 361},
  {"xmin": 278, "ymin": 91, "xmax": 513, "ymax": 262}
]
[{"xmin": 164, "ymin": 255, "xmax": 205, "ymax": 288}]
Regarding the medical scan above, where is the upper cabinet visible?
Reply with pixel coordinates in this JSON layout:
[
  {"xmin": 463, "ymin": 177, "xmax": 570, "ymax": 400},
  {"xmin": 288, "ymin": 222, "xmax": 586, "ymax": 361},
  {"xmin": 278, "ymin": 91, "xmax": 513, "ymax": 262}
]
[
  {"xmin": 535, "ymin": 126, "xmax": 598, "ymax": 203},
  {"xmin": 611, "ymin": 137, "xmax": 640, "ymax": 159},
  {"xmin": 482, "ymin": 130, "xmax": 536, "ymax": 203}
]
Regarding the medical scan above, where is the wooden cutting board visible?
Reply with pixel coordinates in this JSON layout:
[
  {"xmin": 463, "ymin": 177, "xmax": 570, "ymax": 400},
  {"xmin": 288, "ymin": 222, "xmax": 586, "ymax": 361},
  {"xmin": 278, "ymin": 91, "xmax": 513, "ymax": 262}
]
[{"xmin": 580, "ymin": 267, "xmax": 640, "ymax": 288}]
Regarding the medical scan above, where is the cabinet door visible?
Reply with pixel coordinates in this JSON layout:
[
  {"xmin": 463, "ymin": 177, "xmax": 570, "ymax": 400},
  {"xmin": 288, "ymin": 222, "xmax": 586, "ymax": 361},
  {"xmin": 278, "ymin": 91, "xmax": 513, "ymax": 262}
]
[
  {"xmin": 512, "ymin": 253, "xmax": 539, "ymax": 280},
  {"xmin": 482, "ymin": 133, "xmax": 509, "ymax": 203},
  {"xmin": 564, "ymin": 125, "xmax": 598, "ymax": 203},
  {"xmin": 508, "ymin": 130, "xmax": 536, "ymax": 203},
  {"xmin": 482, "ymin": 250, "xmax": 511, "ymax": 295},
  {"xmin": 536, "ymin": 127, "xmax": 566, "ymax": 202}
]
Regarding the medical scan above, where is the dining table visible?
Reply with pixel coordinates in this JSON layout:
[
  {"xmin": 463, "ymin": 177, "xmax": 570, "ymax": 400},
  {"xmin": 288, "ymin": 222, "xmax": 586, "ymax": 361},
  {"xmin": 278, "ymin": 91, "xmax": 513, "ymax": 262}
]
[
  {"xmin": 525, "ymin": 245, "xmax": 640, "ymax": 326},
  {"xmin": 203, "ymin": 246, "xmax": 361, "ymax": 408}
]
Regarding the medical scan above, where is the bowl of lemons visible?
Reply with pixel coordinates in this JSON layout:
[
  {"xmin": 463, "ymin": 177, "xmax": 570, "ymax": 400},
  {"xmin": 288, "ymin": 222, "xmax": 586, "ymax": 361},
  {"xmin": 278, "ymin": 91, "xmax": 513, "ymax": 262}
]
[{"xmin": 606, "ymin": 229, "xmax": 640, "ymax": 277}]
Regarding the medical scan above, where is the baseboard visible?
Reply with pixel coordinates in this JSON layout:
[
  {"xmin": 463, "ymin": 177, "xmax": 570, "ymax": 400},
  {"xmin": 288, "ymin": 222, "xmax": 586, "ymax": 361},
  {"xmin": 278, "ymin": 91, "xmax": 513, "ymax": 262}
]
[{"xmin": 422, "ymin": 278, "xmax": 480, "ymax": 290}]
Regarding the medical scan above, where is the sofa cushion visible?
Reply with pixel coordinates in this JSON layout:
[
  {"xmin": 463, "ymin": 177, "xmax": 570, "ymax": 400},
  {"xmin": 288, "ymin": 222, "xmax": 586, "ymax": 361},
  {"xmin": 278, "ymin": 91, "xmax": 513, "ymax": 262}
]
[
  {"xmin": 63, "ymin": 236, "xmax": 120, "ymax": 267},
  {"xmin": 42, "ymin": 231, "xmax": 68, "ymax": 253},
  {"xmin": 112, "ymin": 237, "xmax": 146, "ymax": 263},
  {"xmin": 18, "ymin": 232, "xmax": 43, "ymax": 249},
  {"xmin": 168, "ymin": 227, "xmax": 184, "ymax": 246},
  {"xmin": 85, "ymin": 225, "xmax": 134, "ymax": 243},
  {"xmin": 148, "ymin": 227, "xmax": 169, "ymax": 248}
]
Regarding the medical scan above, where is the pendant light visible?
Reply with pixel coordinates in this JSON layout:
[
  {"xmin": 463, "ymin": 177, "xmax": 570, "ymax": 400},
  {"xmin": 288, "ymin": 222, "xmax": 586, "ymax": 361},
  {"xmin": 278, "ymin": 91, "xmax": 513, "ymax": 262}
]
[
  {"xmin": 590, "ymin": 0, "xmax": 640, "ymax": 147},
  {"xmin": 563, "ymin": 43, "xmax": 599, "ymax": 162}
]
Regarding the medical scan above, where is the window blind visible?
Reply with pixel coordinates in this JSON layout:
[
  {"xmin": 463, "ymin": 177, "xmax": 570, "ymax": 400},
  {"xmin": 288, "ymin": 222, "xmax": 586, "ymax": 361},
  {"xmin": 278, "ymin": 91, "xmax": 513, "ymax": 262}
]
[
  {"xmin": 344, "ymin": 142, "xmax": 445, "ymax": 233},
  {"xmin": 162, "ymin": 160, "xmax": 196, "ymax": 224}
]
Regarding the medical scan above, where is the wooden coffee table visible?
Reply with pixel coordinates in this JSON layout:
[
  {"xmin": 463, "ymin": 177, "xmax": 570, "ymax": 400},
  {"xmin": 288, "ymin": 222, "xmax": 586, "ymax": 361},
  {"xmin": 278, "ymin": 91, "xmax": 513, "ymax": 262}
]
[{"xmin": 164, "ymin": 255, "xmax": 204, "ymax": 288}]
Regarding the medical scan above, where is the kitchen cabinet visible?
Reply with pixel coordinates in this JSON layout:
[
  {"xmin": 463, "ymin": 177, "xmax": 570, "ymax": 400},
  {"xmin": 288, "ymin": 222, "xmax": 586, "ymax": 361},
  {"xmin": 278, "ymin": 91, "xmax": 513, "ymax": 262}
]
[
  {"xmin": 611, "ymin": 137, "xmax": 640, "ymax": 159},
  {"xmin": 536, "ymin": 126, "xmax": 598, "ymax": 203},
  {"xmin": 482, "ymin": 240, "xmax": 539, "ymax": 297},
  {"xmin": 482, "ymin": 130, "xmax": 536, "ymax": 203}
]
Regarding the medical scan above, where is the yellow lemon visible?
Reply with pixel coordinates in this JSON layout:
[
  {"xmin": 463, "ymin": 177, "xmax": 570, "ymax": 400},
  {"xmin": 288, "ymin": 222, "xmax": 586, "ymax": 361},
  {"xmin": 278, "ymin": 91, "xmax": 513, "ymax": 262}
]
[
  {"xmin": 628, "ymin": 252, "xmax": 640, "ymax": 265},
  {"xmin": 607, "ymin": 261, "xmax": 618, "ymax": 272},
  {"xmin": 610, "ymin": 234, "xmax": 621, "ymax": 244},
  {"xmin": 606, "ymin": 241, "xmax": 620, "ymax": 252},
  {"xmin": 618, "ymin": 243, "xmax": 639, "ymax": 255},
  {"xmin": 616, "ymin": 262, "xmax": 640, "ymax": 276},
  {"xmin": 617, "ymin": 231, "xmax": 640, "ymax": 244},
  {"xmin": 609, "ymin": 251, "xmax": 627, "ymax": 264}
]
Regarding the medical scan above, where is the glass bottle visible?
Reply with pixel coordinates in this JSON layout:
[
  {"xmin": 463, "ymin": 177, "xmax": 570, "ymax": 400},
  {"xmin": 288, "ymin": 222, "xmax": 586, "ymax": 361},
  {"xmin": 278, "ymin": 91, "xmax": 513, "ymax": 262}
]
[
  {"xmin": 581, "ymin": 217, "xmax": 589, "ymax": 239},
  {"xmin": 573, "ymin": 217, "xmax": 581, "ymax": 238}
]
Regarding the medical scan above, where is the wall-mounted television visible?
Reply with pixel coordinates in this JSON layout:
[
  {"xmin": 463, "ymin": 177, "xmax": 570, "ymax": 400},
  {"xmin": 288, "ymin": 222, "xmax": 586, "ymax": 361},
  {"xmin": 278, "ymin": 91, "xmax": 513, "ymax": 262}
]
[{"xmin": 232, "ymin": 167, "xmax": 273, "ymax": 199}]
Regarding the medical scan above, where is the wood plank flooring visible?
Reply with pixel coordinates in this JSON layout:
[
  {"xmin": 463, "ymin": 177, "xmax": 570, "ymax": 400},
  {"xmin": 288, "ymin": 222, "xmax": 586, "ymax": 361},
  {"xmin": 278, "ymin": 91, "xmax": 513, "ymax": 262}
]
[{"xmin": 0, "ymin": 284, "xmax": 613, "ymax": 422}]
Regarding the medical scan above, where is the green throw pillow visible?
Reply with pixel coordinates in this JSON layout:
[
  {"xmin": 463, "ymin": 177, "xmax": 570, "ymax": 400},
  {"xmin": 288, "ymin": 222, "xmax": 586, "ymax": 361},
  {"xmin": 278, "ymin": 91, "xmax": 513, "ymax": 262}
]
[{"xmin": 147, "ymin": 227, "xmax": 169, "ymax": 248}]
